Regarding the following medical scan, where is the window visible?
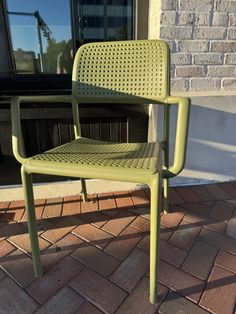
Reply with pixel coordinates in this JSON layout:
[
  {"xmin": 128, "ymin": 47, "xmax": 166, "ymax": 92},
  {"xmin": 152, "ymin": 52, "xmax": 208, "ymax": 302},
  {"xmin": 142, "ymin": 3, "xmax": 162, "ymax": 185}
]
[
  {"xmin": 6, "ymin": 0, "xmax": 134, "ymax": 75},
  {"xmin": 78, "ymin": 0, "xmax": 133, "ymax": 43},
  {"xmin": 6, "ymin": 0, "xmax": 73, "ymax": 74}
]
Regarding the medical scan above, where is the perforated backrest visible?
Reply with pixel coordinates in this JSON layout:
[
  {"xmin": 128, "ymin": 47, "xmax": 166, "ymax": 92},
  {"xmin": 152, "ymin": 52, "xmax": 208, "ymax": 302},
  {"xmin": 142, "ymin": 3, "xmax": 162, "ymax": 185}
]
[{"xmin": 72, "ymin": 40, "xmax": 170, "ymax": 104}]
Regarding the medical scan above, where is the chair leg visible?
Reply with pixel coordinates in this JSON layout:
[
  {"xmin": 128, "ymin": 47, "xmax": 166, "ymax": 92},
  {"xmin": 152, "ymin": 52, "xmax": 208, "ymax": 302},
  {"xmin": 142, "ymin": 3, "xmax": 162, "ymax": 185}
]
[
  {"xmin": 163, "ymin": 177, "xmax": 169, "ymax": 213},
  {"xmin": 81, "ymin": 178, "xmax": 88, "ymax": 202},
  {"xmin": 149, "ymin": 173, "xmax": 162, "ymax": 304},
  {"xmin": 21, "ymin": 167, "xmax": 42, "ymax": 277}
]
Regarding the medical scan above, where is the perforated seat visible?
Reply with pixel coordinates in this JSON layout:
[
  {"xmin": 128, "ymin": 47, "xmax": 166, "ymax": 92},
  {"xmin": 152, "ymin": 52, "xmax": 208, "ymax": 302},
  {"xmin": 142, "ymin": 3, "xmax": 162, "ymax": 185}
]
[{"xmin": 30, "ymin": 138, "xmax": 160, "ymax": 175}]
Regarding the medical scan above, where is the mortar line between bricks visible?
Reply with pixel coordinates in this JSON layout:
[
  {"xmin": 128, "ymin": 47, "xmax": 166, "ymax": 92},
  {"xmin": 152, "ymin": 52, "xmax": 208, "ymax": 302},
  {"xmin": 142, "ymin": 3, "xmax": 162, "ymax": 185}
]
[
  {"xmin": 97, "ymin": 192, "xmax": 118, "ymax": 211},
  {"xmin": 101, "ymin": 203, "xmax": 139, "ymax": 237},
  {"xmin": 203, "ymin": 226, "xmax": 236, "ymax": 245},
  {"xmin": 128, "ymin": 190, "xmax": 147, "ymax": 208},
  {"xmin": 40, "ymin": 222, "xmax": 79, "ymax": 244},
  {"xmin": 172, "ymin": 187, "xmax": 186, "ymax": 204},
  {"xmin": 0, "ymin": 273, "xmax": 7, "ymax": 284},
  {"xmin": 4, "ymin": 201, "xmax": 11, "ymax": 213},
  {"xmin": 113, "ymin": 276, "xmax": 144, "ymax": 313},
  {"xmin": 27, "ymin": 255, "xmax": 86, "ymax": 306},
  {"xmin": 59, "ymin": 197, "xmax": 64, "ymax": 216},
  {"xmin": 157, "ymin": 289, "xmax": 173, "ymax": 313},
  {"xmin": 6, "ymin": 238, "xmax": 41, "ymax": 258},
  {"xmin": 179, "ymin": 221, "xmax": 204, "ymax": 254},
  {"xmin": 189, "ymin": 186, "xmax": 206, "ymax": 202},
  {"xmin": 71, "ymin": 241, "xmax": 150, "ymax": 295},
  {"xmin": 108, "ymin": 241, "xmax": 148, "ymax": 278},
  {"xmin": 64, "ymin": 290, "xmax": 89, "ymax": 314},
  {"xmin": 155, "ymin": 257, "xmax": 208, "ymax": 301},
  {"xmin": 114, "ymin": 273, "xmax": 169, "ymax": 314},
  {"xmin": 41, "ymin": 199, "xmax": 50, "ymax": 218},
  {"xmin": 198, "ymin": 262, "xmax": 216, "ymax": 308},
  {"xmin": 102, "ymin": 226, "xmax": 146, "ymax": 261},
  {"xmin": 4, "ymin": 240, "xmax": 18, "ymax": 254},
  {"xmin": 101, "ymin": 216, "xmax": 138, "ymax": 238},
  {"xmin": 67, "ymin": 266, "xmax": 126, "ymax": 314},
  {"xmin": 0, "ymin": 266, "xmax": 42, "ymax": 307},
  {"xmin": 71, "ymin": 218, "xmax": 116, "ymax": 238},
  {"xmin": 128, "ymin": 208, "xmax": 150, "ymax": 221},
  {"xmin": 160, "ymin": 288, "xmax": 213, "ymax": 314},
  {"xmin": 60, "ymin": 287, "xmax": 98, "ymax": 314},
  {"xmin": 182, "ymin": 247, "xmax": 220, "ymax": 285},
  {"xmin": 198, "ymin": 303, "xmax": 216, "ymax": 314},
  {"xmin": 70, "ymin": 240, "xmax": 121, "ymax": 272},
  {"xmin": 39, "ymin": 233, "xmax": 54, "ymax": 245},
  {"xmin": 214, "ymin": 250, "xmax": 236, "ymax": 274},
  {"xmin": 111, "ymin": 192, "xmax": 119, "ymax": 209},
  {"xmin": 70, "ymin": 254, "xmax": 129, "ymax": 297}
]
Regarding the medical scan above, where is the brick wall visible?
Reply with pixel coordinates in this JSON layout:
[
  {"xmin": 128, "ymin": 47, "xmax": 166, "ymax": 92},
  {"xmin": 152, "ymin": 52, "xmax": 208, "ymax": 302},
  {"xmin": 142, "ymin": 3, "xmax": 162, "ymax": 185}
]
[{"xmin": 149, "ymin": 0, "xmax": 236, "ymax": 93}]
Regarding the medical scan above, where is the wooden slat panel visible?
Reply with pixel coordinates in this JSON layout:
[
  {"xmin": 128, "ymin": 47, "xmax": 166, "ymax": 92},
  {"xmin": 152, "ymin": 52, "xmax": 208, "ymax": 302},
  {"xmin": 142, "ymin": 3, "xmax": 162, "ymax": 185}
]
[
  {"xmin": 47, "ymin": 120, "xmax": 60, "ymax": 148},
  {"xmin": 81, "ymin": 122, "xmax": 91, "ymax": 139},
  {"xmin": 22, "ymin": 120, "xmax": 39, "ymax": 156},
  {"xmin": 58, "ymin": 121, "xmax": 70, "ymax": 145},
  {"xmin": 37, "ymin": 120, "xmax": 50, "ymax": 152},
  {"xmin": 90, "ymin": 122, "xmax": 100, "ymax": 140},
  {"xmin": 100, "ymin": 121, "xmax": 110, "ymax": 142},
  {"xmin": 110, "ymin": 121, "xmax": 120, "ymax": 142},
  {"xmin": 120, "ymin": 119, "xmax": 127, "ymax": 143}
]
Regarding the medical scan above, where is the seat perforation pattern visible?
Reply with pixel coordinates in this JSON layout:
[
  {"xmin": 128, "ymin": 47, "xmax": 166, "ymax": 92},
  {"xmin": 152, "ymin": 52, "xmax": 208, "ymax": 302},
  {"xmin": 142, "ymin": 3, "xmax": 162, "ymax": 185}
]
[
  {"xmin": 31, "ymin": 138, "xmax": 160, "ymax": 174},
  {"xmin": 73, "ymin": 40, "xmax": 168, "ymax": 101}
]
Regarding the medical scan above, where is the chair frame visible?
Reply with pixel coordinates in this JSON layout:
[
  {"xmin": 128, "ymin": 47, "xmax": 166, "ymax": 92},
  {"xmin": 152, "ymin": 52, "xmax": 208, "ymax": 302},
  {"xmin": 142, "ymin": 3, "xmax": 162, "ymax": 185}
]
[{"xmin": 11, "ymin": 40, "xmax": 190, "ymax": 304}]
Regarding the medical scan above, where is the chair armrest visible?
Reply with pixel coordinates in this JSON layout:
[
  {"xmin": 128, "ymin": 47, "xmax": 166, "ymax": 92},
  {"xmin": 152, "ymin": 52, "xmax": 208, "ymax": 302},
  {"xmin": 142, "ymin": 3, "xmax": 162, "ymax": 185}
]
[
  {"xmin": 163, "ymin": 95, "xmax": 191, "ymax": 178},
  {"xmin": 11, "ymin": 95, "xmax": 73, "ymax": 164}
]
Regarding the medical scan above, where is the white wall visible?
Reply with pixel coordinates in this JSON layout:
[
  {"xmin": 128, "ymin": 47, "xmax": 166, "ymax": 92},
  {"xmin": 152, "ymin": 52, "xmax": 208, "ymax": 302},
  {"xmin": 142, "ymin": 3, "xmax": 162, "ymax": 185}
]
[{"xmin": 150, "ymin": 95, "xmax": 236, "ymax": 185}]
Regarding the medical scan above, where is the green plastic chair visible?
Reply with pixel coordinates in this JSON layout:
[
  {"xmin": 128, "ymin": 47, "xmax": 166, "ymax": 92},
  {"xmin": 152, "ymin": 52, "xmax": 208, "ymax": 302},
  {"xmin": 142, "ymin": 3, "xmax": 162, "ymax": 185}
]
[{"xmin": 11, "ymin": 40, "xmax": 190, "ymax": 304}]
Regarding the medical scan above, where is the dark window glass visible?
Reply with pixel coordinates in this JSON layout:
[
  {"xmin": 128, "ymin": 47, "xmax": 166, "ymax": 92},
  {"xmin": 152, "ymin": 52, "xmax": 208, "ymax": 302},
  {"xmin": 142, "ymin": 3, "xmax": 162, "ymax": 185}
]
[
  {"xmin": 83, "ymin": 16, "xmax": 104, "ymax": 27},
  {"xmin": 107, "ymin": 0, "xmax": 129, "ymax": 5},
  {"xmin": 107, "ymin": 17, "xmax": 128, "ymax": 28},
  {"xmin": 81, "ymin": 0, "xmax": 104, "ymax": 4},
  {"xmin": 6, "ymin": 0, "xmax": 73, "ymax": 74},
  {"xmin": 78, "ymin": 0, "xmax": 133, "ymax": 43}
]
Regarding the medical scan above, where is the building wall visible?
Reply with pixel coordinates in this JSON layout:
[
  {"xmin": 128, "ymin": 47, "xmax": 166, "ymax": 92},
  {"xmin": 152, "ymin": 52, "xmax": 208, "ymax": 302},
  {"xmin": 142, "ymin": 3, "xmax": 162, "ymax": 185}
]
[
  {"xmin": 148, "ymin": 0, "xmax": 236, "ymax": 185},
  {"xmin": 149, "ymin": 0, "xmax": 236, "ymax": 93}
]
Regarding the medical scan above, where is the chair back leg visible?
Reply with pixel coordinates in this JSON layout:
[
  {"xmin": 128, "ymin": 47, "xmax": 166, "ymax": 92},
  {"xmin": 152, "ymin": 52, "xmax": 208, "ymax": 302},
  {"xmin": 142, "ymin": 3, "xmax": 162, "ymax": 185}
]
[
  {"xmin": 21, "ymin": 166, "xmax": 42, "ymax": 277},
  {"xmin": 81, "ymin": 178, "xmax": 88, "ymax": 202},
  {"xmin": 149, "ymin": 172, "xmax": 162, "ymax": 304},
  {"xmin": 163, "ymin": 177, "xmax": 169, "ymax": 213}
]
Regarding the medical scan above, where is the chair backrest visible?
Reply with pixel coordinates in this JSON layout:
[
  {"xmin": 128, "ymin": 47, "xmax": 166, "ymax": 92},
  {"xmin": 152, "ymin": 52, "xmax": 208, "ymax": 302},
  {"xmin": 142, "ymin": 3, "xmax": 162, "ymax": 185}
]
[{"xmin": 72, "ymin": 40, "xmax": 170, "ymax": 104}]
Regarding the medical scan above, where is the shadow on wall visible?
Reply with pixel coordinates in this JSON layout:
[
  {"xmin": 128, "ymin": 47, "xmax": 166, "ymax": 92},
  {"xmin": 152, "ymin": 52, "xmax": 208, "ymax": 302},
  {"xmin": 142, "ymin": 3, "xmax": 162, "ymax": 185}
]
[{"xmin": 158, "ymin": 96, "xmax": 236, "ymax": 185}]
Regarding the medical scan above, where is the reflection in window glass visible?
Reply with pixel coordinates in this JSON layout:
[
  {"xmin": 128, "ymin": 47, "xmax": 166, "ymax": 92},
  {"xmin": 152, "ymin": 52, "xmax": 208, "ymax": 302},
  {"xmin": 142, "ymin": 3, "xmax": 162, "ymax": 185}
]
[
  {"xmin": 6, "ymin": 0, "xmax": 73, "ymax": 74},
  {"xmin": 78, "ymin": 0, "xmax": 133, "ymax": 44}
]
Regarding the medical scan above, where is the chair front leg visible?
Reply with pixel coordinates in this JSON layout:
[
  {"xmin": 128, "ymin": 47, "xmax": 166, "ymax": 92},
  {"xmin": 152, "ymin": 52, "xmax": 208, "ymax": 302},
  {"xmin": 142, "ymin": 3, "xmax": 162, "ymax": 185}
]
[
  {"xmin": 149, "ymin": 172, "xmax": 162, "ymax": 304},
  {"xmin": 21, "ymin": 166, "xmax": 42, "ymax": 277}
]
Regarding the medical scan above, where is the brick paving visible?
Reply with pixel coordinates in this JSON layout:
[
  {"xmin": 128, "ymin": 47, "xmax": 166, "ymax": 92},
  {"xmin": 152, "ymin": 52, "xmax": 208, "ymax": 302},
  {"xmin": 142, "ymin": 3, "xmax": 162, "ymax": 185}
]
[{"xmin": 0, "ymin": 182, "xmax": 236, "ymax": 313}]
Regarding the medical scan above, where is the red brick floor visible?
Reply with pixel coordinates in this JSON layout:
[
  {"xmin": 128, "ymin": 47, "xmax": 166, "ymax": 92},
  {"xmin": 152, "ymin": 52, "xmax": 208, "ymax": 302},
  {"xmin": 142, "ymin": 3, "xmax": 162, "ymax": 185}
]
[{"xmin": 0, "ymin": 182, "xmax": 236, "ymax": 314}]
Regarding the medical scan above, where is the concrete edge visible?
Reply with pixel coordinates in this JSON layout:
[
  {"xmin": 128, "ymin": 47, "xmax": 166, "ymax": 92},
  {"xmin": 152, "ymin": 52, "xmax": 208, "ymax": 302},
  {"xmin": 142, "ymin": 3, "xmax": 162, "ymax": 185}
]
[{"xmin": 0, "ymin": 179, "xmax": 143, "ymax": 202}]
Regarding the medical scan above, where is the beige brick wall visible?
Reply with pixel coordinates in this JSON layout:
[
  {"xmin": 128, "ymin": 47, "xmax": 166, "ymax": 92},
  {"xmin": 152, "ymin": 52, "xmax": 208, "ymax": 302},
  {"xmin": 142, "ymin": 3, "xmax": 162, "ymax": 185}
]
[{"xmin": 149, "ymin": 0, "xmax": 236, "ymax": 93}]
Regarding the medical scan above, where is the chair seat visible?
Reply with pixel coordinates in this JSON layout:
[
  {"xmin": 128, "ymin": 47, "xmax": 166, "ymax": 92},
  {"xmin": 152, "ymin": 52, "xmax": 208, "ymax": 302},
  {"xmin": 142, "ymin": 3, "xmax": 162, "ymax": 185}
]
[{"xmin": 29, "ymin": 137, "xmax": 160, "ymax": 176}]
